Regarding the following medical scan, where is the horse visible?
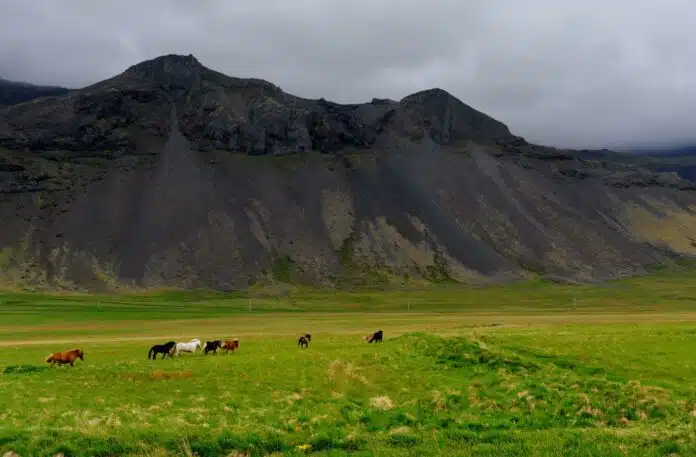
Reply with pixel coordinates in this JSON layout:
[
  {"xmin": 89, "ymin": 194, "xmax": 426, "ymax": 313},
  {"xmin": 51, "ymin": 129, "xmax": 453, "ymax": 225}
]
[
  {"xmin": 221, "ymin": 339, "xmax": 239, "ymax": 353},
  {"xmin": 148, "ymin": 341, "xmax": 176, "ymax": 360},
  {"xmin": 298, "ymin": 333, "xmax": 311, "ymax": 348},
  {"xmin": 45, "ymin": 348, "xmax": 84, "ymax": 367},
  {"xmin": 366, "ymin": 330, "xmax": 383, "ymax": 343},
  {"xmin": 203, "ymin": 340, "xmax": 222, "ymax": 355},
  {"xmin": 174, "ymin": 338, "xmax": 202, "ymax": 356}
]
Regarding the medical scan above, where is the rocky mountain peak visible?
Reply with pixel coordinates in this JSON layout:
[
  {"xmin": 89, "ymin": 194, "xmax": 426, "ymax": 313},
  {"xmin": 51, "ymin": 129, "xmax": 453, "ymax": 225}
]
[
  {"xmin": 121, "ymin": 53, "xmax": 206, "ymax": 89},
  {"xmin": 400, "ymin": 87, "xmax": 513, "ymax": 144},
  {"xmin": 400, "ymin": 87, "xmax": 455, "ymax": 103}
]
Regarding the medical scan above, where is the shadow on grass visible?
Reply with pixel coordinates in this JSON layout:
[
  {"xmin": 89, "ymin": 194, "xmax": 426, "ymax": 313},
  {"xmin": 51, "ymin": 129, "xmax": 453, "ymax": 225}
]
[{"xmin": 2, "ymin": 364, "xmax": 49, "ymax": 375}]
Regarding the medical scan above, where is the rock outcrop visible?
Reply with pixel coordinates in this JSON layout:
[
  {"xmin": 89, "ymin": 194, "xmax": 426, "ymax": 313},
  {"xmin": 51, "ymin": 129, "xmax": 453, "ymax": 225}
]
[{"xmin": 1, "ymin": 54, "xmax": 696, "ymax": 291}]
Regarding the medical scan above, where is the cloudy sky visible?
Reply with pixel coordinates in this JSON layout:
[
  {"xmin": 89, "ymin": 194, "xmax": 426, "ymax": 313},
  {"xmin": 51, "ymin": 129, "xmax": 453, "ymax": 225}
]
[{"xmin": 1, "ymin": 0, "xmax": 694, "ymax": 149}]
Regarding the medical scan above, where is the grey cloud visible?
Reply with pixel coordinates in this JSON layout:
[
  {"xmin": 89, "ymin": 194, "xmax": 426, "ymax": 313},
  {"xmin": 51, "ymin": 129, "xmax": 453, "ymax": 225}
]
[{"xmin": 1, "ymin": 0, "xmax": 695, "ymax": 149}]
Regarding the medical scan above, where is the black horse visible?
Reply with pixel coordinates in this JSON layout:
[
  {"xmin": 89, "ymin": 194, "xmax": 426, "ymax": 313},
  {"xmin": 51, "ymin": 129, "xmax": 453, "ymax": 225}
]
[
  {"xmin": 298, "ymin": 333, "xmax": 311, "ymax": 348},
  {"xmin": 148, "ymin": 341, "xmax": 176, "ymax": 360},
  {"xmin": 367, "ymin": 330, "xmax": 383, "ymax": 343},
  {"xmin": 203, "ymin": 340, "xmax": 222, "ymax": 355}
]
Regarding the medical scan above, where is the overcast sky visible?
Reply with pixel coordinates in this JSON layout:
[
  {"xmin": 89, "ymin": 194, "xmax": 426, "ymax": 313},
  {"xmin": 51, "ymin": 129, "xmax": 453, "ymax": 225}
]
[{"xmin": 1, "ymin": 0, "xmax": 694, "ymax": 149}]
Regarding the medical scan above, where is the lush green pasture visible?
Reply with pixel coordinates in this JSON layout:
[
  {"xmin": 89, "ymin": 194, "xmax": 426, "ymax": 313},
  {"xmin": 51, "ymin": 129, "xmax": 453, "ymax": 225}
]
[{"xmin": 2, "ymin": 272, "xmax": 696, "ymax": 456}]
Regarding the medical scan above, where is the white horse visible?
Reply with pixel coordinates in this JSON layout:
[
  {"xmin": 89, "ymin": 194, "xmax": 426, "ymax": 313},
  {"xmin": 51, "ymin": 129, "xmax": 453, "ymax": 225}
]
[{"xmin": 174, "ymin": 338, "xmax": 201, "ymax": 356}]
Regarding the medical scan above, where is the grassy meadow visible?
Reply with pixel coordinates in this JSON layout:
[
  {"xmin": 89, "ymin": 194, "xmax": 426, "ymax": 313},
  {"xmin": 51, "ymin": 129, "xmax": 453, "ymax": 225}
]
[{"xmin": 2, "ymin": 271, "xmax": 696, "ymax": 456}]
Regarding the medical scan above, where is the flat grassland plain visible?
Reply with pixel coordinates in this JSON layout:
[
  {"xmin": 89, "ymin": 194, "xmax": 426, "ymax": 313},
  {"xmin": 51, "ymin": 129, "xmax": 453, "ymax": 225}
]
[{"xmin": 2, "ymin": 271, "xmax": 696, "ymax": 456}]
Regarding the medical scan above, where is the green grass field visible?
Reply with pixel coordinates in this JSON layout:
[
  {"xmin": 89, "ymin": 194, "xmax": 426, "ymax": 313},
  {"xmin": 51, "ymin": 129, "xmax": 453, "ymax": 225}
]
[{"xmin": 2, "ymin": 271, "xmax": 696, "ymax": 456}]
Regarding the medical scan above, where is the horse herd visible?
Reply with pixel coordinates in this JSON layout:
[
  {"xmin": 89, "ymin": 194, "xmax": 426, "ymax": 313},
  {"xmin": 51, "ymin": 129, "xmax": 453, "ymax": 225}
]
[
  {"xmin": 43, "ymin": 329, "xmax": 385, "ymax": 367},
  {"xmin": 147, "ymin": 338, "xmax": 240, "ymax": 360}
]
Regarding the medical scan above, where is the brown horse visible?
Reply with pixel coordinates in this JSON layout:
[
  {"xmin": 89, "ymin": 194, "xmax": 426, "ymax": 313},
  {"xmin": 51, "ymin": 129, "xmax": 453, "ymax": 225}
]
[
  {"xmin": 45, "ymin": 348, "xmax": 84, "ymax": 367},
  {"xmin": 221, "ymin": 339, "xmax": 239, "ymax": 353}
]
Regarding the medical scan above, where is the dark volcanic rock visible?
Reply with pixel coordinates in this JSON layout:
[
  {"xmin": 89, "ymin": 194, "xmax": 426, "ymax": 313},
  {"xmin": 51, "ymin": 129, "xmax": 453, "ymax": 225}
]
[
  {"xmin": 123, "ymin": 53, "xmax": 206, "ymax": 90},
  {"xmin": 0, "ymin": 54, "xmax": 515, "ymax": 156},
  {"xmin": 400, "ymin": 88, "xmax": 513, "ymax": 144}
]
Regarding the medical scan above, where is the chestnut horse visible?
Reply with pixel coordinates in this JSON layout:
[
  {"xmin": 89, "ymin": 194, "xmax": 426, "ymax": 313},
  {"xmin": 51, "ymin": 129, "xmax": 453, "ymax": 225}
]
[
  {"xmin": 45, "ymin": 348, "xmax": 84, "ymax": 367},
  {"xmin": 221, "ymin": 339, "xmax": 239, "ymax": 353}
]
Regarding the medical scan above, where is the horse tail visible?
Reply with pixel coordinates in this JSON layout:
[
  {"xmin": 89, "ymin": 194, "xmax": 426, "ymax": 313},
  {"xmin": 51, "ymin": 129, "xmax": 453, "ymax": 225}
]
[
  {"xmin": 148, "ymin": 347, "xmax": 154, "ymax": 359},
  {"xmin": 44, "ymin": 353, "xmax": 53, "ymax": 362}
]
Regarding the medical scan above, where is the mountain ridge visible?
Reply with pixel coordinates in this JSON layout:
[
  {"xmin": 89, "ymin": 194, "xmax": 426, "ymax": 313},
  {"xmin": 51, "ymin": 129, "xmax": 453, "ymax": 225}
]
[
  {"xmin": 1, "ymin": 54, "xmax": 696, "ymax": 291},
  {"xmin": 0, "ymin": 54, "xmax": 516, "ymax": 157},
  {"xmin": 0, "ymin": 77, "xmax": 70, "ymax": 108}
]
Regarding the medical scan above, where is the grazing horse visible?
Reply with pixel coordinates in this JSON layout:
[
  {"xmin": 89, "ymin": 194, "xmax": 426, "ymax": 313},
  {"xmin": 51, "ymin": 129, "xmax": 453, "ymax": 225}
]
[
  {"xmin": 45, "ymin": 348, "xmax": 84, "ymax": 367},
  {"xmin": 298, "ymin": 333, "xmax": 311, "ymax": 348},
  {"xmin": 203, "ymin": 340, "xmax": 222, "ymax": 355},
  {"xmin": 221, "ymin": 339, "xmax": 239, "ymax": 353},
  {"xmin": 366, "ymin": 330, "xmax": 383, "ymax": 343},
  {"xmin": 148, "ymin": 341, "xmax": 176, "ymax": 360},
  {"xmin": 174, "ymin": 339, "xmax": 202, "ymax": 356}
]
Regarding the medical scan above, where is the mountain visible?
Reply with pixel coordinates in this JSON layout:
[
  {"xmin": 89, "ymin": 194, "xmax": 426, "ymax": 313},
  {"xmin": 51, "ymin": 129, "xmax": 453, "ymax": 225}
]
[
  {"xmin": 576, "ymin": 146, "xmax": 696, "ymax": 184},
  {"xmin": 630, "ymin": 145, "xmax": 696, "ymax": 157},
  {"xmin": 1, "ymin": 53, "xmax": 696, "ymax": 291},
  {"xmin": 0, "ymin": 78, "xmax": 70, "ymax": 108}
]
